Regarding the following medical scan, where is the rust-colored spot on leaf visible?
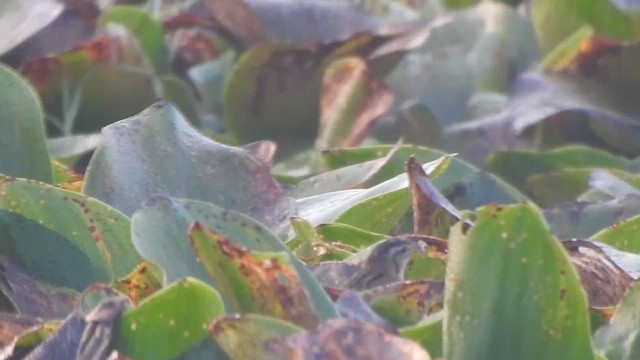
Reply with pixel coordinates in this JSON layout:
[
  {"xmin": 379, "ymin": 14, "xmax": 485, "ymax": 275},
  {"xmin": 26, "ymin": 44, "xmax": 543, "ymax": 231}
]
[{"xmin": 110, "ymin": 261, "xmax": 162, "ymax": 305}]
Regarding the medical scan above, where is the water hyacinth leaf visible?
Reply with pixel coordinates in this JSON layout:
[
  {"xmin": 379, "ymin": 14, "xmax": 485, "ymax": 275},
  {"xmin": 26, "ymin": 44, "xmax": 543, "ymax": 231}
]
[
  {"xmin": 336, "ymin": 188, "xmax": 411, "ymax": 235},
  {"xmin": 562, "ymin": 240, "xmax": 633, "ymax": 307},
  {"xmin": 594, "ymin": 280, "xmax": 640, "ymax": 359},
  {"xmin": 362, "ymin": 280, "xmax": 445, "ymax": 327},
  {"xmin": 131, "ymin": 196, "xmax": 338, "ymax": 320},
  {"xmin": 407, "ymin": 156, "xmax": 471, "ymax": 238},
  {"xmin": 315, "ymin": 56, "xmax": 394, "ymax": 151},
  {"xmin": 400, "ymin": 312, "xmax": 443, "ymax": 358},
  {"xmin": 445, "ymin": 204, "xmax": 593, "ymax": 360},
  {"xmin": 0, "ymin": 256, "xmax": 77, "ymax": 320},
  {"xmin": 267, "ymin": 318, "xmax": 431, "ymax": 359},
  {"xmin": 115, "ymin": 278, "xmax": 225, "ymax": 360},
  {"xmin": 531, "ymin": 0, "xmax": 640, "ymax": 53},
  {"xmin": 588, "ymin": 169, "xmax": 640, "ymax": 199},
  {"xmin": 592, "ymin": 213, "xmax": 640, "ymax": 253},
  {"xmin": 485, "ymin": 145, "xmax": 629, "ymax": 192},
  {"xmin": 20, "ymin": 29, "xmax": 159, "ymax": 135},
  {"xmin": 525, "ymin": 168, "xmax": 594, "ymax": 207},
  {"xmin": 189, "ymin": 222, "xmax": 318, "ymax": 328},
  {"xmin": 288, "ymin": 217, "xmax": 353, "ymax": 262},
  {"xmin": 322, "ymin": 145, "xmax": 528, "ymax": 209},
  {"xmin": 210, "ymin": 314, "xmax": 302, "ymax": 360},
  {"xmin": 99, "ymin": 5, "xmax": 169, "ymax": 74},
  {"xmin": 110, "ymin": 261, "xmax": 163, "ymax": 305},
  {"xmin": 314, "ymin": 223, "xmax": 386, "ymax": 250},
  {"xmin": 84, "ymin": 102, "xmax": 295, "ymax": 232},
  {"xmin": 545, "ymin": 195, "xmax": 640, "ymax": 239},
  {"xmin": 47, "ymin": 133, "xmax": 103, "ymax": 160},
  {"xmin": 0, "ymin": 64, "xmax": 52, "ymax": 183},
  {"xmin": 0, "ymin": 177, "xmax": 139, "ymax": 290}
]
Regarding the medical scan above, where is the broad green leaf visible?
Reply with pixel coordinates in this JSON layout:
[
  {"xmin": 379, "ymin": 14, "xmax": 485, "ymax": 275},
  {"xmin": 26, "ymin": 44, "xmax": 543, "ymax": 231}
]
[
  {"xmin": 486, "ymin": 146, "xmax": 629, "ymax": 191},
  {"xmin": 288, "ymin": 218, "xmax": 353, "ymax": 262},
  {"xmin": 83, "ymin": 102, "xmax": 295, "ymax": 232},
  {"xmin": 189, "ymin": 223, "xmax": 318, "ymax": 328},
  {"xmin": 591, "ymin": 214, "xmax": 640, "ymax": 253},
  {"xmin": 594, "ymin": 281, "xmax": 640, "ymax": 360},
  {"xmin": 99, "ymin": 5, "xmax": 169, "ymax": 74},
  {"xmin": 336, "ymin": 188, "xmax": 411, "ymax": 234},
  {"xmin": 531, "ymin": 0, "xmax": 640, "ymax": 53},
  {"xmin": 400, "ymin": 312, "xmax": 443, "ymax": 358},
  {"xmin": 445, "ymin": 204, "xmax": 593, "ymax": 360},
  {"xmin": 131, "ymin": 196, "xmax": 338, "ymax": 320},
  {"xmin": 323, "ymin": 145, "xmax": 527, "ymax": 209},
  {"xmin": 115, "ymin": 278, "xmax": 225, "ymax": 360},
  {"xmin": 0, "ymin": 177, "xmax": 139, "ymax": 290},
  {"xmin": 0, "ymin": 63, "xmax": 52, "ymax": 183},
  {"xmin": 211, "ymin": 314, "xmax": 302, "ymax": 360}
]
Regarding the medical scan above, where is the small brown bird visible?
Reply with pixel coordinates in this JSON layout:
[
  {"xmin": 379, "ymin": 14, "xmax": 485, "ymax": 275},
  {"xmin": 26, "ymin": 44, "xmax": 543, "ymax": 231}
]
[{"xmin": 344, "ymin": 238, "xmax": 427, "ymax": 291}]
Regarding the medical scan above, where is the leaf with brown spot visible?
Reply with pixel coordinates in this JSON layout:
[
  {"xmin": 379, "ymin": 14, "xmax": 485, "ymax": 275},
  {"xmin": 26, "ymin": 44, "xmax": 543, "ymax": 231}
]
[
  {"xmin": 362, "ymin": 280, "xmax": 445, "ymax": 327},
  {"xmin": 267, "ymin": 318, "xmax": 431, "ymax": 360},
  {"xmin": 110, "ymin": 261, "xmax": 163, "ymax": 305},
  {"xmin": 406, "ymin": 156, "xmax": 472, "ymax": 238},
  {"xmin": 189, "ymin": 222, "xmax": 318, "ymax": 328},
  {"xmin": 19, "ymin": 27, "xmax": 158, "ymax": 135},
  {"xmin": 563, "ymin": 239, "xmax": 633, "ymax": 308},
  {"xmin": 210, "ymin": 313, "xmax": 302, "ymax": 360},
  {"xmin": 315, "ymin": 57, "xmax": 394, "ymax": 151}
]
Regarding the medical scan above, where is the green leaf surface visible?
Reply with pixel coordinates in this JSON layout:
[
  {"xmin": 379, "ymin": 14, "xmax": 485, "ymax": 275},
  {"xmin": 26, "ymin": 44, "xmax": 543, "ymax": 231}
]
[
  {"xmin": 211, "ymin": 314, "xmax": 302, "ymax": 360},
  {"xmin": 0, "ymin": 176, "xmax": 139, "ymax": 290},
  {"xmin": 83, "ymin": 102, "xmax": 295, "ymax": 232},
  {"xmin": 0, "ymin": 63, "xmax": 52, "ymax": 182},
  {"xmin": 115, "ymin": 278, "xmax": 225, "ymax": 360},
  {"xmin": 445, "ymin": 204, "xmax": 593, "ymax": 360},
  {"xmin": 400, "ymin": 312, "xmax": 444, "ymax": 358},
  {"xmin": 130, "ymin": 196, "xmax": 338, "ymax": 320},
  {"xmin": 591, "ymin": 213, "xmax": 640, "ymax": 253}
]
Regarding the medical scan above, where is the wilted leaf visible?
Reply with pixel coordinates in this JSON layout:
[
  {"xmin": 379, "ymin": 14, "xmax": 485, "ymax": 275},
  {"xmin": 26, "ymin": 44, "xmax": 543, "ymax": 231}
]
[
  {"xmin": 130, "ymin": 196, "xmax": 338, "ymax": 320},
  {"xmin": 445, "ymin": 204, "xmax": 593, "ymax": 360},
  {"xmin": 563, "ymin": 239, "xmax": 633, "ymax": 307},
  {"xmin": 407, "ymin": 156, "xmax": 471, "ymax": 237},
  {"xmin": 0, "ymin": 177, "xmax": 139, "ymax": 290},
  {"xmin": 210, "ymin": 314, "xmax": 302, "ymax": 360},
  {"xmin": 315, "ymin": 56, "xmax": 394, "ymax": 151},
  {"xmin": 84, "ymin": 102, "xmax": 295, "ymax": 232},
  {"xmin": 0, "ymin": 63, "xmax": 52, "ymax": 183},
  {"xmin": 0, "ymin": 255, "xmax": 77, "ymax": 320},
  {"xmin": 267, "ymin": 318, "xmax": 431, "ymax": 360},
  {"xmin": 115, "ymin": 278, "xmax": 225, "ymax": 360},
  {"xmin": 189, "ymin": 222, "xmax": 318, "ymax": 328}
]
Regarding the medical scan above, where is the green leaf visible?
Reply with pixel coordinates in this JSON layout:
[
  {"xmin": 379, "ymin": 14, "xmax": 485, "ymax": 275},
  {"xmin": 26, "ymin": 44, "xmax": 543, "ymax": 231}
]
[
  {"xmin": 594, "ymin": 281, "xmax": 640, "ymax": 360},
  {"xmin": 211, "ymin": 314, "xmax": 302, "ymax": 360},
  {"xmin": 531, "ymin": 0, "xmax": 640, "ymax": 53},
  {"xmin": 591, "ymin": 213, "xmax": 640, "ymax": 253},
  {"xmin": 115, "ymin": 278, "xmax": 225, "ymax": 360},
  {"xmin": 83, "ymin": 102, "xmax": 295, "ymax": 232},
  {"xmin": 0, "ymin": 177, "xmax": 139, "ymax": 290},
  {"xmin": 445, "ymin": 204, "xmax": 593, "ymax": 360},
  {"xmin": 0, "ymin": 63, "xmax": 52, "ymax": 183},
  {"xmin": 130, "ymin": 196, "xmax": 338, "ymax": 320},
  {"xmin": 99, "ymin": 5, "xmax": 169, "ymax": 74},
  {"xmin": 400, "ymin": 312, "xmax": 444, "ymax": 358}
]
